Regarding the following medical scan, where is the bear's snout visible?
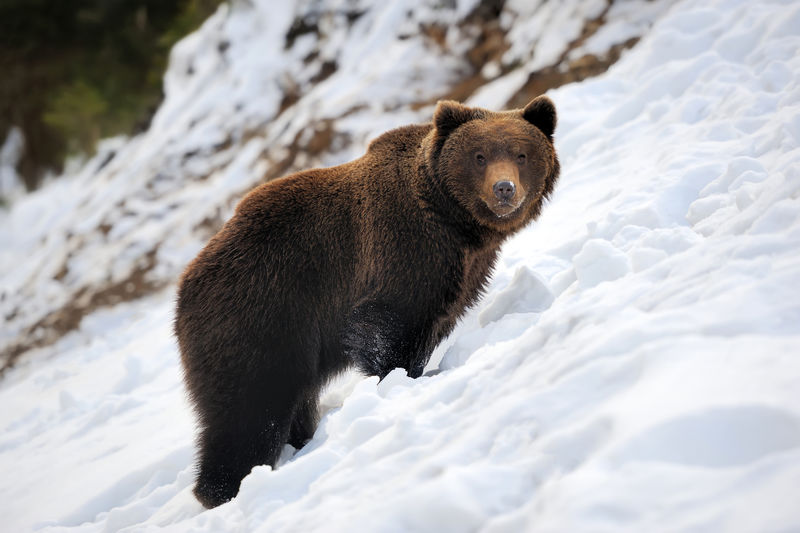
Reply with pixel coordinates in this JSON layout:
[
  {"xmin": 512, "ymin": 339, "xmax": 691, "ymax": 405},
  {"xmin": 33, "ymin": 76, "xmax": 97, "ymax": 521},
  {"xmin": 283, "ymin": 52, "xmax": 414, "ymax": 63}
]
[
  {"xmin": 481, "ymin": 160, "xmax": 526, "ymax": 218},
  {"xmin": 493, "ymin": 180, "xmax": 516, "ymax": 203}
]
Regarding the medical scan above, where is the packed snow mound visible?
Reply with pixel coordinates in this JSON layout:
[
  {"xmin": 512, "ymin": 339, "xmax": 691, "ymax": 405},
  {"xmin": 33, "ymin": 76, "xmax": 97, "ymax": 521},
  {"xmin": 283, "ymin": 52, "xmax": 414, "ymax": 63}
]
[{"xmin": 2, "ymin": 0, "xmax": 800, "ymax": 531}]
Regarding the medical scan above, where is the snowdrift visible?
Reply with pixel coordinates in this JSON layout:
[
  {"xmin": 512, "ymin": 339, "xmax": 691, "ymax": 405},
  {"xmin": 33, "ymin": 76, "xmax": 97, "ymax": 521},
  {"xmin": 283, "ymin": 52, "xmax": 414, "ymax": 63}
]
[{"xmin": 1, "ymin": 0, "xmax": 799, "ymax": 531}]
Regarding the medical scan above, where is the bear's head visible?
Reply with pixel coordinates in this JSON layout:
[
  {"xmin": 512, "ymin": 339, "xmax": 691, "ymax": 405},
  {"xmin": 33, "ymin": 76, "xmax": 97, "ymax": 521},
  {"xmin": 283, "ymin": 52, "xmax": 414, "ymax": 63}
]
[{"xmin": 429, "ymin": 96, "xmax": 560, "ymax": 233}]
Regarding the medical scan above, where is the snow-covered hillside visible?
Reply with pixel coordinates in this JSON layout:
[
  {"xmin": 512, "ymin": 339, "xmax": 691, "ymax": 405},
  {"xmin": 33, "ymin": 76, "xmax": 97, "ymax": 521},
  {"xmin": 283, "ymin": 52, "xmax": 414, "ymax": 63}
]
[{"xmin": 2, "ymin": 0, "xmax": 800, "ymax": 531}]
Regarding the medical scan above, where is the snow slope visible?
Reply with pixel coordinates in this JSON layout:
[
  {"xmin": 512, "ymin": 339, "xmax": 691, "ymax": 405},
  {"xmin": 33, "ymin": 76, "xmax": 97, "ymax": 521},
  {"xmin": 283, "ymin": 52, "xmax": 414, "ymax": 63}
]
[{"xmin": 2, "ymin": 0, "xmax": 800, "ymax": 531}]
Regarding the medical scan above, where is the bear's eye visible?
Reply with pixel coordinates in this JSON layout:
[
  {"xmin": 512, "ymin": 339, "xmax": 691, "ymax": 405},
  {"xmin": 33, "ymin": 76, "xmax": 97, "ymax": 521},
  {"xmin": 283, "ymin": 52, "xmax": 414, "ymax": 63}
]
[
  {"xmin": 517, "ymin": 154, "xmax": 527, "ymax": 165},
  {"xmin": 475, "ymin": 153, "xmax": 486, "ymax": 166}
]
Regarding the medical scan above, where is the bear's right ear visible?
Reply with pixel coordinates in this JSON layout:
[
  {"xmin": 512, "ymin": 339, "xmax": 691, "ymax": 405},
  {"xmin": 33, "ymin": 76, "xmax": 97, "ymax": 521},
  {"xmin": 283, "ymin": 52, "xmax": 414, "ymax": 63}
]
[
  {"xmin": 434, "ymin": 100, "xmax": 475, "ymax": 139},
  {"xmin": 522, "ymin": 95, "xmax": 557, "ymax": 141}
]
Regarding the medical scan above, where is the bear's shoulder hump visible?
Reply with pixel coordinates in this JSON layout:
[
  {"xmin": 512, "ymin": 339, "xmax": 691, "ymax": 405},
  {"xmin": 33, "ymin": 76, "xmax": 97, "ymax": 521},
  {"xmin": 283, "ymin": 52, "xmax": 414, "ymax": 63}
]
[{"xmin": 367, "ymin": 123, "xmax": 432, "ymax": 154}]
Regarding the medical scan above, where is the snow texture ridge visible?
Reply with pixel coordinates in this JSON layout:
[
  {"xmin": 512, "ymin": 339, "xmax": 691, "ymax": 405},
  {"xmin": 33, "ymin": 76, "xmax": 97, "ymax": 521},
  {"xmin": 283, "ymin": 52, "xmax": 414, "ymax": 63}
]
[{"xmin": 2, "ymin": 0, "xmax": 800, "ymax": 531}]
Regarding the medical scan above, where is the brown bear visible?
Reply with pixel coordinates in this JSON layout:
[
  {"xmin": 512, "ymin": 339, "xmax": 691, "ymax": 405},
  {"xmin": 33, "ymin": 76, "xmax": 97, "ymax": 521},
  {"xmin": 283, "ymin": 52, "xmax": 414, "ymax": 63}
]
[{"xmin": 175, "ymin": 96, "xmax": 560, "ymax": 508}]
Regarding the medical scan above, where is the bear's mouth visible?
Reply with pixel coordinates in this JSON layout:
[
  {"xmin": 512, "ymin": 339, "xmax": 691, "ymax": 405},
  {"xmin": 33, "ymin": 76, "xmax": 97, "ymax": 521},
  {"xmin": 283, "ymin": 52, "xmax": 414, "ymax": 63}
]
[{"xmin": 484, "ymin": 198, "xmax": 524, "ymax": 218}]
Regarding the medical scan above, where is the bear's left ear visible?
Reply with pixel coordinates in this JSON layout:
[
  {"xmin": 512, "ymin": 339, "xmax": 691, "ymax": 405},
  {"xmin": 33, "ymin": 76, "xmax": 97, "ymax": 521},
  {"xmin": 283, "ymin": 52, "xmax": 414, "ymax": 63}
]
[
  {"xmin": 522, "ymin": 96, "xmax": 557, "ymax": 141},
  {"xmin": 434, "ymin": 100, "xmax": 475, "ymax": 139}
]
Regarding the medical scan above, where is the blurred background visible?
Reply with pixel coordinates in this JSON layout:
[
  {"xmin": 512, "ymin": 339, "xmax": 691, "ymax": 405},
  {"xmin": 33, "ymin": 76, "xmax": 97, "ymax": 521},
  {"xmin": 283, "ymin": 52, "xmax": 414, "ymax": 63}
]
[{"xmin": 0, "ymin": 0, "xmax": 222, "ymax": 195}]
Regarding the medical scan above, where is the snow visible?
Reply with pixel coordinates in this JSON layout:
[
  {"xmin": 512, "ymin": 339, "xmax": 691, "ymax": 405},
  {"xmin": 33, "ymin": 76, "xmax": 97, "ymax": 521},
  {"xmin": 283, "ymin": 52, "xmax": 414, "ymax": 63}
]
[
  {"xmin": 0, "ymin": 126, "xmax": 26, "ymax": 201},
  {"xmin": 2, "ymin": 0, "xmax": 800, "ymax": 531}
]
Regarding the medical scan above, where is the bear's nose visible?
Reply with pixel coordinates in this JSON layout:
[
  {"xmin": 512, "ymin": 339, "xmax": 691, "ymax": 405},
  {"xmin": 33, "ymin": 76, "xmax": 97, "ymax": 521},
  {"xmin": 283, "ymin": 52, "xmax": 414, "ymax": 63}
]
[{"xmin": 493, "ymin": 180, "xmax": 516, "ymax": 202}]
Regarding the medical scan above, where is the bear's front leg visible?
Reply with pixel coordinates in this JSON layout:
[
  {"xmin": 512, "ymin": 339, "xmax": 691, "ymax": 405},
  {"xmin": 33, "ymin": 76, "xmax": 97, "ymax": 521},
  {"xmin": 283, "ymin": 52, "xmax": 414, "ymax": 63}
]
[{"xmin": 340, "ymin": 301, "xmax": 432, "ymax": 379}]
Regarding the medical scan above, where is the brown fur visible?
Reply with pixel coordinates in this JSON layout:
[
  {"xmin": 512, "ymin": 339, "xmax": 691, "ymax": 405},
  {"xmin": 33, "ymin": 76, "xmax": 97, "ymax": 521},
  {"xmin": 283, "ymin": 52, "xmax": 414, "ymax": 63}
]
[{"xmin": 175, "ymin": 96, "xmax": 560, "ymax": 508}]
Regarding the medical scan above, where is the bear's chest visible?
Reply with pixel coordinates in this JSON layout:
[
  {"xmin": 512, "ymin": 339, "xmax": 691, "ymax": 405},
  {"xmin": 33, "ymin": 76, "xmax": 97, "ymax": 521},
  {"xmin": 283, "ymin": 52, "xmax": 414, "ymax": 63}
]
[
  {"xmin": 458, "ymin": 246, "xmax": 498, "ymax": 310},
  {"xmin": 429, "ymin": 245, "xmax": 498, "ymax": 343}
]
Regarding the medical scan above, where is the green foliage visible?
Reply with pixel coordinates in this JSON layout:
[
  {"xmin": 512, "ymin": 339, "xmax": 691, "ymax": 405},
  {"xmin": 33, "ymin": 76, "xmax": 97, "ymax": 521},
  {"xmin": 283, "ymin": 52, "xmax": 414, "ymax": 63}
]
[
  {"xmin": 0, "ymin": 0, "xmax": 224, "ymax": 190},
  {"xmin": 43, "ymin": 80, "xmax": 108, "ymax": 154}
]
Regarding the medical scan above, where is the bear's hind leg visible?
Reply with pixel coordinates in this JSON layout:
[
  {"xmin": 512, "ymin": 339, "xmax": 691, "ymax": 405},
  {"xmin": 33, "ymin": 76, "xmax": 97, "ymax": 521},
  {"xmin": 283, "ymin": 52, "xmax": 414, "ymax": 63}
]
[{"xmin": 193, "ymin": 398, "xmax": 294, "ymax": 508}]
